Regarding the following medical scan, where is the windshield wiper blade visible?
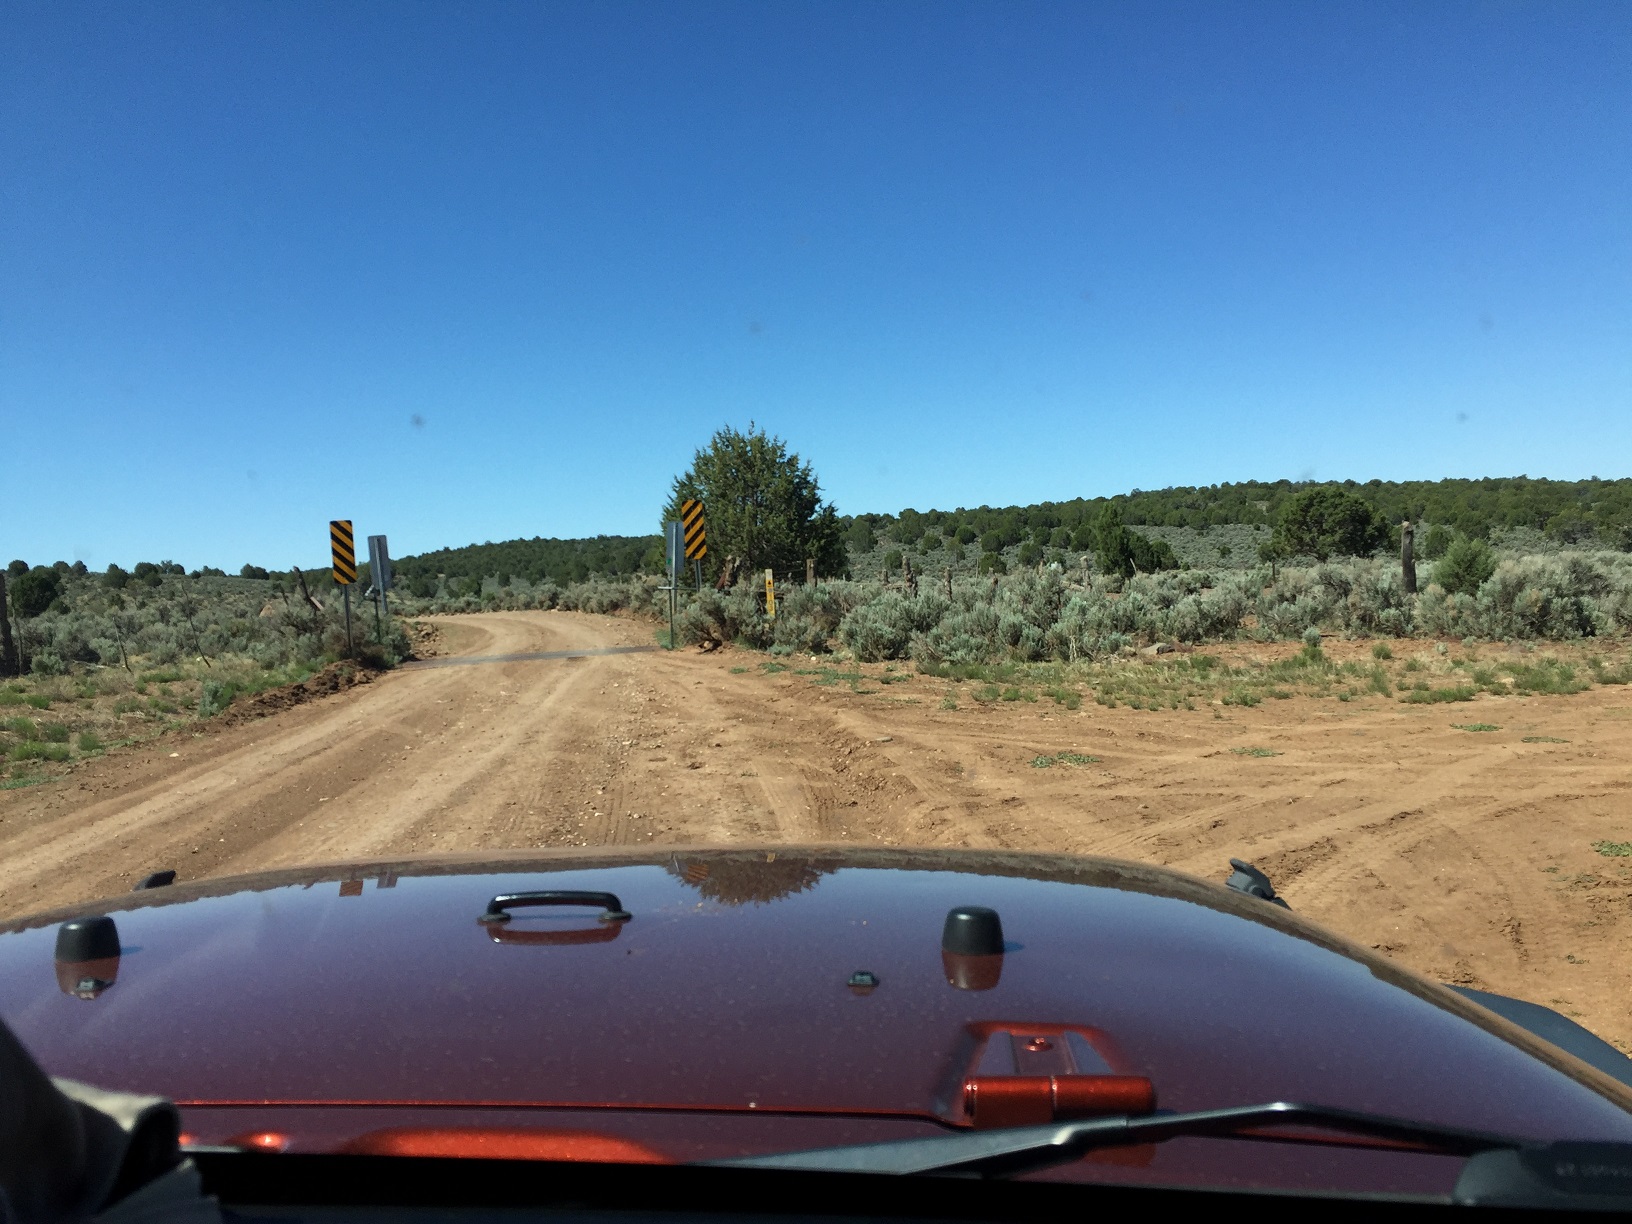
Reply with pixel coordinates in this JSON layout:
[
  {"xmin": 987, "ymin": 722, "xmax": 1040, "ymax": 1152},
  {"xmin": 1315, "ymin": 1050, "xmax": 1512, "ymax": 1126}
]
[{"xmin": 710, "ymin": 1101, "xmax": 1526, "ymax": 1178}]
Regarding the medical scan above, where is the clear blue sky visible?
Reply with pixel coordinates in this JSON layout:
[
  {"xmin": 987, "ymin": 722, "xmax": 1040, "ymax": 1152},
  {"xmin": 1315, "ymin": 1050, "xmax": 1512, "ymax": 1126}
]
[{"xmin": 4, "ymin": 1, "xmax": 1628, "ymax": 571}]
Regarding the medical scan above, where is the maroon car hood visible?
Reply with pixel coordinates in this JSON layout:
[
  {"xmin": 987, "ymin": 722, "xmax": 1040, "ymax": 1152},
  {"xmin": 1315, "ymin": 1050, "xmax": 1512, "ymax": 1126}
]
[{"xmin": 2, "ymin": 847, "xmax": 1630, "ymax": 1168}]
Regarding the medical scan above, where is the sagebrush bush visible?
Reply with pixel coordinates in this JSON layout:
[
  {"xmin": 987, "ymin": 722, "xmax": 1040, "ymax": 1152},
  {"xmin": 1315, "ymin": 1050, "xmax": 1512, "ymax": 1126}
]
[
  {"xmin": 677, "ymin": 587, "xmax": 772, "ymax": 650},
  {"xmin": 838, "ymin": 592, "xmax": 948, "ymax": 662},
  {"xmin": 340, "ymin": 543, "xmax": 1632, "ymax": 667}
]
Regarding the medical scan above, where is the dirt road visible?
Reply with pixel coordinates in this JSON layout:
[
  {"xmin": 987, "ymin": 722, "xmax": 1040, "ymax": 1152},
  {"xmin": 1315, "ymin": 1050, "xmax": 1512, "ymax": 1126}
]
[{"xmin": 3, "ymin": 610, "xmax": 1630, "ymax": 1049}]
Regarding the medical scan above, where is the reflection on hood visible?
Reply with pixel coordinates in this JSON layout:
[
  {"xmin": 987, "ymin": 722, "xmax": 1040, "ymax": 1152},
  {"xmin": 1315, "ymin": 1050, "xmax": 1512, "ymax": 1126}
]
[{"xmin": 665, "ymin": 853, "xmax": 837, "ymax": 906}]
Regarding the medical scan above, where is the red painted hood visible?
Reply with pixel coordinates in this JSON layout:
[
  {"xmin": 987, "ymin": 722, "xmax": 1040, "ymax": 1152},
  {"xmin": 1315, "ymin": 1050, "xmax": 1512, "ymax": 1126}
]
[{"xmin": 1, "ymin": 847, "xmax": 1629, "ymax": 1177}]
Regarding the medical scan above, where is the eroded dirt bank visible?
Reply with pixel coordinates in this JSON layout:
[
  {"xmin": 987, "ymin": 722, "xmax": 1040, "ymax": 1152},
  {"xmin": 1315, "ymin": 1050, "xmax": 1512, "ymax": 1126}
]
[{"xmin": 2, "ymin": 610, "xmax": 1629, "ymax": 1049}]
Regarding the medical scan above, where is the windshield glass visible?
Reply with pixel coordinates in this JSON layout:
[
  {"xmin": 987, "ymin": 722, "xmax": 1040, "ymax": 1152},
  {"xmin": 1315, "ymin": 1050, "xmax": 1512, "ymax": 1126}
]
[{"xmin": 3, "ymin": 0, "xmax": 1631, "ymax": 1206}]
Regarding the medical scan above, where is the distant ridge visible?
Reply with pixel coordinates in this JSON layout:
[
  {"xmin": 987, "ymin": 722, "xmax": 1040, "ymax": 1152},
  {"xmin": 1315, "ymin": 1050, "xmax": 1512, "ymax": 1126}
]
[{"xmin": 389, "ymin": 476, "xmax": 1632, "ymax": 585}]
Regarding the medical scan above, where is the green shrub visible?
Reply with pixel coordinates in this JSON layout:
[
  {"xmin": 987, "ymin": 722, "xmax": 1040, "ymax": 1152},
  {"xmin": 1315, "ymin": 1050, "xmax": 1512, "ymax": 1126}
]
[
  {"xmin": 8, "ymin": 741, "xmax": 68, "ymax": 762},
  {"xmin": 4, "ymin": 717, "xmax": 40, "ymax": 739},
  {"xmin": 39, "ymin": 722, "xmax": 69, "ymax": 743},
  {"xmin": 1401, "ymin": 685, "xmax": 1478, "ymax": 704},
  {"xmin": 1372, "ymin": 642, "xmax": 1393, "ymax": 660},
  {"xmin": 76, "ymin": 730, "xmax": 104, "ymax": 753},
  {"xmin": 9, "ymin": 568, "xmax": 63, "ymax": 617},
  {"xmin": 1419, "ymin": 524, "xmax": 1453, "ymax": 560},
  {"xmin": 1506, "ymin": 660, "xmax": 1588, "ymax": 695},
  {"xmin": 1588, "ymin": 657, "xmax": 1632, "ymax": 685},
  {"xmin": 1434, "ymin": 536, "xmax": 1497, "ymax": 596},
  {"xmin": 198, "ymin": 680, "xmax": 241, "ymax": 718}
]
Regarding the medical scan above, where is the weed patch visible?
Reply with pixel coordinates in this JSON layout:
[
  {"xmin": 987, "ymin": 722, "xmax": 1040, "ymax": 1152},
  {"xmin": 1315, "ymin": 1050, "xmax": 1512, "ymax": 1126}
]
[
  {"xmin": 1521, "ymin": 736, "xmax": 1569, "ymax": 744},
  {"xmin": 1588, "ymin": 657, "xmax": 1632, "ymax": 685},
  {"xmin": 1506, "ymin": 660, "xmax": 1588, "ymax": 696},
  {"xmin": 1401, "ymin": 685, "xmax": 1478, "ymax": 704},
  {"xmin": 8, "ymin": 742, "xmax": 69, "ymax": 762},
  {"xmin": 1230, "ymin": 746, "xmax": 1281, "ymax": 757},
  {"xmin": 1592, "ymin": 841, "xmax": 1632, "ymax": 857},
  {"xmin": 1031, "ymin": 751, "xmax": 1101, "ymax": 767},
  {"xmin": 1452, "ymin": 723, "xmax": 1501, "ymax": 732},
  {"xmin": 198, "ymin": 680, "xmax": 240, "ymax": 719}
]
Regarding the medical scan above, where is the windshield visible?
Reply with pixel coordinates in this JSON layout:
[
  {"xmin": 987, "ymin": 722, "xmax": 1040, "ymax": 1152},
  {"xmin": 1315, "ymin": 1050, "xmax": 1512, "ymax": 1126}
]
[{"xmin": 3, "ymin": 0, "xmax": 1631, "ymax": 1208}]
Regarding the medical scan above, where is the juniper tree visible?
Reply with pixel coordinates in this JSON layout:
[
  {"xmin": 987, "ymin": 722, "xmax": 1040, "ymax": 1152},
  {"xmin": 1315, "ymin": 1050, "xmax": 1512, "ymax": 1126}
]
[
  {"xmin": 1271, "ymin": 486, "xmax": 1393, "ymax": 562},
  {"xmin": 664, "ymin": 425, "xmax": 846, "ymax": 582}
]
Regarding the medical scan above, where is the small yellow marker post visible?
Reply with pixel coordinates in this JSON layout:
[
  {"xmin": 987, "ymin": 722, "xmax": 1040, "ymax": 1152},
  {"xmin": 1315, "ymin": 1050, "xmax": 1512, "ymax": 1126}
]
[{"xmin": 764, "ymin": 569, "xmax": 776, "ymax": 619}]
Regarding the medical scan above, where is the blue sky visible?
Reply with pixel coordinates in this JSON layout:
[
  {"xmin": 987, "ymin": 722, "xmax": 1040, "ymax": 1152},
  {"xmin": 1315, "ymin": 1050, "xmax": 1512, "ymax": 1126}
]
[{"xmin": 3, "ymin": 1, "xmax": 1628, "ymax": 570}]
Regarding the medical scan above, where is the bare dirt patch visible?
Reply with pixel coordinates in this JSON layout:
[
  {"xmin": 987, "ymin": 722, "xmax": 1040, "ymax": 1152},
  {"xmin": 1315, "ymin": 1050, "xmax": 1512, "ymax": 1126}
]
[{"xmin": 3, "ymin": 611, "xmax": 1630, "ymax": 1052}]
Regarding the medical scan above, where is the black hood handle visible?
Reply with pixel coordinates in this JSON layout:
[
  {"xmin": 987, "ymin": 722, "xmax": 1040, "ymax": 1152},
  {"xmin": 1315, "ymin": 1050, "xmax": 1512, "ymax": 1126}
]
[{"xmin": 477, "ymin": 891, "xmax": 632, "ymax": 924}]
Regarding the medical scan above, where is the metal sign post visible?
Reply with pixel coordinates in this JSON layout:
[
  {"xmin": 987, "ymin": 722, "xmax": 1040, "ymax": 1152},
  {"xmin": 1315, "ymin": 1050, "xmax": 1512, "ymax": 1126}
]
[
  {"xmin": 665, "ymin": 520, "xmax": 685, "ymax": 650},
  {"xmin": 331, "ymin": 520, "xmax": 356, "ymax": 653},
  {"xmin": 764, "ymin": 569, "xmax": 776, "ymax": 619},
  {"xmin": 367, "ymin": 534, "xmax": 392, "ymax": 642}
]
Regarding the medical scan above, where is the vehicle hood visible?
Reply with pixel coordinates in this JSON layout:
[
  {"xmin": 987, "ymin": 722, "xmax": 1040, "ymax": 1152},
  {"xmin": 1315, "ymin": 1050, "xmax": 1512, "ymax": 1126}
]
[{"xmin": 1, "ymin": 847, "xmax": 1629, "ymax": 1154}]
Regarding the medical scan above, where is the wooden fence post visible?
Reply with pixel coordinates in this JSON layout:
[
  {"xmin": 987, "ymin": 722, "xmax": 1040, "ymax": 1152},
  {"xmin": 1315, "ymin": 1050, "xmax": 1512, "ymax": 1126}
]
[{"xmin": 0, "ymin": 575, "xmax": 17, "ymax": 677}]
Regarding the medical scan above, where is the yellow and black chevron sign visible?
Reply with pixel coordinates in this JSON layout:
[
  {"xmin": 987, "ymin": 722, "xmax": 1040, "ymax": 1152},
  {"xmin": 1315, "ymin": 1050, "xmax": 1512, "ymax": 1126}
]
[
  {"xmin": 680, "ymin": 499, "xmax": 706, "ymax": 560},
  {"xmin": 330, "ymin": 520, "xmax": 357, "ymax": 585}
]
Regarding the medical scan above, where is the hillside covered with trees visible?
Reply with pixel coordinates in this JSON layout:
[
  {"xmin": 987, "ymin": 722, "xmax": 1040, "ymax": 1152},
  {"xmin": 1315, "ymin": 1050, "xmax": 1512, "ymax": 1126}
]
[
  {"xmin": 380, "ymin": 476, "xmax": 1632, "ymax": 591},
  {"xmin": 843, "ymin": 476, "xmax": 1632, "ymax": 559}
]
